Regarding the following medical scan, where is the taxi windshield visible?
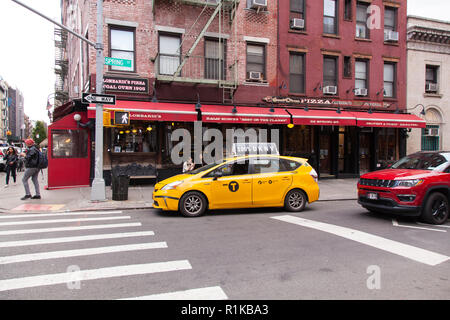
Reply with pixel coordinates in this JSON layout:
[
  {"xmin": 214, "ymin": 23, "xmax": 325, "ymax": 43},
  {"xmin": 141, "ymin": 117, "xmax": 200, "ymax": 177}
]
[
  {"xmin": 391, "ymin": 153, "xmax": 449, "ymax": 171},
  {"xmin": 187, "ymin": 161, "xmax": 225, "ymax": 174}
]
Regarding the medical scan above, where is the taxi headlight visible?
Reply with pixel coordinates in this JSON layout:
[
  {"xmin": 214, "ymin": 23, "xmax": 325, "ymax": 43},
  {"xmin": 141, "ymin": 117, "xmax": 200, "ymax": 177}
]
[
  {"xmin": 161, "ymin": 180, "xmax": 184, "ymax": 190},
  {"xmin": 393, "ymin": 179, "xmax": 423, "ymax": 188}
]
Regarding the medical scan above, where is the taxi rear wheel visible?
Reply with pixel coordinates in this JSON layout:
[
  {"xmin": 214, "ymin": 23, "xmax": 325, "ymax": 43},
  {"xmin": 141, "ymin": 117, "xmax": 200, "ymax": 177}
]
[
  {"xmin": 179, "ymin": 191, "xmax": 207, "ymax": 217},
  {"xmin": 284, "ymin": 189, "xmax": 307, "ymax": 212}
]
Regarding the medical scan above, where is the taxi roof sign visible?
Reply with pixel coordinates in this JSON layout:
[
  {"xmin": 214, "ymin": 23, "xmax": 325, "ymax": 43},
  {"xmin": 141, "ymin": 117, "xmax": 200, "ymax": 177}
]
[{"xmin": 231, "ymin": 143, "xmax": 279, "ymax": 156}]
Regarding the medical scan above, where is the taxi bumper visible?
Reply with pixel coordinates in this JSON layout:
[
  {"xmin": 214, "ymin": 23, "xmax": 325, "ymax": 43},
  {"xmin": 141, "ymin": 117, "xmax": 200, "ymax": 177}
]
[{"xmin": 152, "ymin": 189, "xmax": 181, "ymax": 211}]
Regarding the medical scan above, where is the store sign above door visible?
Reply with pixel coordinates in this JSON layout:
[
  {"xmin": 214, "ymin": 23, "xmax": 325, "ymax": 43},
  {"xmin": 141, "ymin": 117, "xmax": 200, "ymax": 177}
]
[
  {"xmin": 82, "ymin": 93, "xmax": 116, "ymax": 105},
  {"xmin": 262, "ymin": 96, "xmax": 390, "ymax": 108},
  {"xmin": 103, "ymin": 76, "xmax": 149, "ymax": 94}
]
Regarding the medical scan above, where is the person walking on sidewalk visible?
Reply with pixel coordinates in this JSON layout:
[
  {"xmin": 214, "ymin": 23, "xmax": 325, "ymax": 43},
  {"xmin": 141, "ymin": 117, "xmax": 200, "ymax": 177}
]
[
  {"xmin": 20, "ymin": 139, "xmax": 41, "ymax": 200},
  {"xmin": 3, "ymin": 146, "xmax": 18, "ymax": 188}
]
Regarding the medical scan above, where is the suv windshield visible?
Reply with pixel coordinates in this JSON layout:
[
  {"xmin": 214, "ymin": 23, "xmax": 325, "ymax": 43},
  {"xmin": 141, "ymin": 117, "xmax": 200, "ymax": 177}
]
[{"xmin": 391, "ymin": 153, "xmax": 449, "ymax": 171}]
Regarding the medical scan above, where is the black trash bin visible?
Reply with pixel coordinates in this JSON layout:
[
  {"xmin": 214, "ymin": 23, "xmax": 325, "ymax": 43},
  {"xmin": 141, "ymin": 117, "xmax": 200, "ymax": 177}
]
[{"xmin": 112, "ymin": 174, "xmax": 130, "ymax": 201}]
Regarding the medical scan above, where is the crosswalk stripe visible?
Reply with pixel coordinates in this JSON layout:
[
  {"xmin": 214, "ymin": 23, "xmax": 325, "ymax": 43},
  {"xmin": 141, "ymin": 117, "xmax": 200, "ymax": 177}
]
[
  {"xmin": 120, "ymin": 286, "xmax": 228, "ymax": 300},
  {"xmin": 0, "ymin": 260, "xmax": 192, "ymax": 292},
  {"xmin": 0, "ymin": 216, "xmax": 131, "ymax": 227},
  {"xmin": 0, "ymin": 242, "xmax": 168, "ymax": 264},
  {"xmin": 0, "ymin": 231, "xmax": 155, "ymax": 248},
  {"xmin": 0, "ymin": 211, "xmax": 123, "ymax": 219},
  {"xmin": 271, "ymin": 215, "xmax": 450, "ymax": 266},
  {"xmin": 0, "ymin": 223, "xmax": 142, "ymax": 236}
]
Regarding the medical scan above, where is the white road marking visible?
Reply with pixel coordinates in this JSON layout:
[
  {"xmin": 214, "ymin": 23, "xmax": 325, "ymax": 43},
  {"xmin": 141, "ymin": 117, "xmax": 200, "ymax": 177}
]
[
  {"xmin": 0, "ymin": 211, "xmax": 123, "ymax": 219},
  {"xmin": 0, "ymin": 216, "xmax": 131, "ymax": 227},
  {"xmin": 0, "ymin": 260, "xmax": 192, "ymax": 292},
  {"xmin": 392, "ymin": 219, "xmax": 446, "ymax": 233},
  {"xmin": 0, "ymin": 242, "xmax": 168, "ymax": 265},
  {"xmin": 417, "ymin": 222, "xmax": 450, "ymax": 229},
  {"xmin": 272, "ymin": 215, "xmax": 450, "ymax": 266},
  {"xmin": 0, "ymin": 231, "xmax": 155, "ymax": 248},
  {"xmin": 0, "ymin": 223, "xmax": 142, "ymax": 236},
  {"xmin": 120, "ymin": 286, "xmax": 228, "ymax": 300}
]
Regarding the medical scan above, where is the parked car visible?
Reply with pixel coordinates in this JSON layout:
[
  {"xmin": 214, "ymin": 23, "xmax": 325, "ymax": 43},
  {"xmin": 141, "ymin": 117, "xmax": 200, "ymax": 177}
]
[
  {"xmin": 153, "ymin": 154, "xmax": 320, "ymax": 217},
  {"xmin": 358, "ymin": 151, "xmax": 450, "ymax": 224}
]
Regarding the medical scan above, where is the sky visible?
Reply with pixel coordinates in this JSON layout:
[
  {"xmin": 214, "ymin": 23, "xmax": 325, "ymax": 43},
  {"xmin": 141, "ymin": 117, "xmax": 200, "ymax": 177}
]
[{"xmin": 0, "ymin": 0, "xmax": 449, "ymax": 125}]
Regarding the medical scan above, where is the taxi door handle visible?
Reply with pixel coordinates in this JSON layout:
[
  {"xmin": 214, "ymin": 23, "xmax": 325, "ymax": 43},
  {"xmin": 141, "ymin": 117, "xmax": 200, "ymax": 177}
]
[{"xmin": 242, "ymin": 179, "xmax": 251, "ymax": 184}]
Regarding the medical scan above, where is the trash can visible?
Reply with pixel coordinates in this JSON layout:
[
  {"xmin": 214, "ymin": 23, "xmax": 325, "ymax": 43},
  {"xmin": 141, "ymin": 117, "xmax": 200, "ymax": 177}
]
[{"xmin": 112, "ymin": 174, "xmax": 130, "ymax": 201}]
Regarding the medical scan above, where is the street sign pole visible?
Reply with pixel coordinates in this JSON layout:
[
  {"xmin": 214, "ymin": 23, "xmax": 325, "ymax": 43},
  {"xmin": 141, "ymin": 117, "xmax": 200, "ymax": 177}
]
[{"xmin": 91, "ymin": 0, "xmax": 106, "ymax": 201}]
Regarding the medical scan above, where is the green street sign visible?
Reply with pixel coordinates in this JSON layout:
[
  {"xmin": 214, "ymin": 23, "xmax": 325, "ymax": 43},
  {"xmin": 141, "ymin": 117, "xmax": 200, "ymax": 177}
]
[{"xmin": 104, "ymin": 57, "xmax": 132, "ymax": 68}]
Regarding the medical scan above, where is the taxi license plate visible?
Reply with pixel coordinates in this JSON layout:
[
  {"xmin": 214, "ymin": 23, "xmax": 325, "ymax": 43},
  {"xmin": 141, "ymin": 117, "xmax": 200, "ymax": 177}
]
[{"xmin": 367, "ymin": 192, "xmax": 378, "ymax": 200}]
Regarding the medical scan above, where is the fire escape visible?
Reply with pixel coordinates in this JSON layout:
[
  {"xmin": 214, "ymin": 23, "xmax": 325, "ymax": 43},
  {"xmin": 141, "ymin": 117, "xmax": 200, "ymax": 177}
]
[
  {"xmin": 54, "ymin": 27, "xmax": 69, "ymax": 106},
  {"xmin": 152, "ymin": 0, "xmax": 240, "ymax": 104}
]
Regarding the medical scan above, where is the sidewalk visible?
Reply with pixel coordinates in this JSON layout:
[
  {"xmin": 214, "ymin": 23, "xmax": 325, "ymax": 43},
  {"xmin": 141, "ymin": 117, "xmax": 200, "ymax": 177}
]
[{"xmin": 0, "ymin": 170, "xmax": 358, "ymax": 214}]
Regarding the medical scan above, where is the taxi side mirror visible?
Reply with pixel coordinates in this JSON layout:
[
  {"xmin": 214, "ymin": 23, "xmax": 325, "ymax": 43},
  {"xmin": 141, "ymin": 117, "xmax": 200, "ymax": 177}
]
[{"xmin": 212, "ymin": 171, "xmax": 223, "ymax": 181}]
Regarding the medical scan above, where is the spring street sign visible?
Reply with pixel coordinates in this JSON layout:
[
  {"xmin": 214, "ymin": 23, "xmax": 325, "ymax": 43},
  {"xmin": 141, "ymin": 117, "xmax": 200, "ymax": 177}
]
[{"xmin": 104, "ymin": 57, "xmax": 132, "ymax": 68}]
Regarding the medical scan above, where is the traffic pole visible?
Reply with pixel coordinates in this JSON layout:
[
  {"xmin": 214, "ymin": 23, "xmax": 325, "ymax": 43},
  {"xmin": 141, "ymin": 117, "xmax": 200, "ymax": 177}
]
[{"xmin": 91, "ymin": 0, "xmax": 106, "ymax": 201}]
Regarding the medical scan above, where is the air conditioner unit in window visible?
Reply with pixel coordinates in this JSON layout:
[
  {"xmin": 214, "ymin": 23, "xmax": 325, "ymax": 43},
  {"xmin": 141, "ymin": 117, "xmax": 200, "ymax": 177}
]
[
  {"xmin": 426, "ymin": 83, "xmax": 438, "ymax": 92},
  {"xmin": 291, "ymin": 18, "xmax": 305, "ymax": 29},
  {"xmin": 251, "ymin": 0, "xmax": 267, "ymax": 10},
  {"xmin": 384, "ymin": 30, "xmax": 399, "ymax": 42},
  {"xmin": 354, "ymin": 88, "xmax": 368, "ymax": 96},
  {"xmin": 248, "ymin": 71, "xmax": 262, "ymax": 81},
  {"xmin": 323, "ymin": 86, "xmax": 337, "ymax": 95}
]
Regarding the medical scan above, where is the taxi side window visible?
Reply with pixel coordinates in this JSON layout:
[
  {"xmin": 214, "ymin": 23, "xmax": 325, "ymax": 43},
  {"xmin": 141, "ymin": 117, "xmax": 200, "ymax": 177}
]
[
  {"xmin": 251, "ymin": 158, "xmax": 280, "ymax": 174},
  {"xmin": 445, "ymin": 166, "xmax": 450, "ymax": 173},
  {"xmin": 280, "ymin": 159, "xmax": 302, "ymax": 172},
  {"xmin": 207, "ymin": 161, "xmax": 250, "ymax": 177}
]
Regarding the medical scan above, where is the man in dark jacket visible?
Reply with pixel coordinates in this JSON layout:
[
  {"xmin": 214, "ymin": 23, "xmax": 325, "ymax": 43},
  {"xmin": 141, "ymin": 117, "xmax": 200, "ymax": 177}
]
[{"xmin": 20, "ymin": 139, "xmax": 41, "ymax": 200}]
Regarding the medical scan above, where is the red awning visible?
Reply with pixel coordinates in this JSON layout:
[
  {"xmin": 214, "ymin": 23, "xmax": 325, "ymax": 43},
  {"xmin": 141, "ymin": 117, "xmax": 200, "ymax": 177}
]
[
  {"xmin": 87, "ymin": 101, "xmax": 198, "ymax": 122},
  {"xmin": 352, "ymin": 112, "xmax": 427, "ymax": 128},
  {"xmin": 287, "ymin": 108, "xmax": 357, "ymax": 126},
  {"xmin": 201, "ymin": 105, "xmax": 291, "ymax": 124}
]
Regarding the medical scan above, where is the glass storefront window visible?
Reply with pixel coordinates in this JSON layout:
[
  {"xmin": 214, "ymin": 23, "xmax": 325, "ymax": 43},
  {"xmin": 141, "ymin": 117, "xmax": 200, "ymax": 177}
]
[
  {"xmin": 378, "ymin": 128, "xmax": 397, "ymax": 161},
  {"xmin": 285, "ymin": 125, "xmax": 312, "ymax": 156},
  {"xmin": 52, "ymin": 129, "xmax": 88, "ymax": 158},
  {"xmin": 111, "ymin": 122, "xmax": 157, "ymax": 153}
]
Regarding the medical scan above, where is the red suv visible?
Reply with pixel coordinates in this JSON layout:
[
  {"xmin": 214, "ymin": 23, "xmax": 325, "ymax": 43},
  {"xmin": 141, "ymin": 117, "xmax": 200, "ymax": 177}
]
[{"xmin": 358, "ymin": 151, "xmax": 450, "ymax": 225}]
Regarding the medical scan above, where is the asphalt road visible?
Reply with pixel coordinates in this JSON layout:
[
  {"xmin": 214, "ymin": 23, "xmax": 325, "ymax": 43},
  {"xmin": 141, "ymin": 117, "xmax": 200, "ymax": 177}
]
[{"xmin": 0, "ymin": 200, "xmax": 449, "ymax": 300}]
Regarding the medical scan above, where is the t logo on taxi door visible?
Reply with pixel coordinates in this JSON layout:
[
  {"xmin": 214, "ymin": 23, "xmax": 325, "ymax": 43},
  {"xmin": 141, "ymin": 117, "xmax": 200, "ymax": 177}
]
[{"xmin": 228, "ymin": 181, "xmax": 239, "ymax": 192}]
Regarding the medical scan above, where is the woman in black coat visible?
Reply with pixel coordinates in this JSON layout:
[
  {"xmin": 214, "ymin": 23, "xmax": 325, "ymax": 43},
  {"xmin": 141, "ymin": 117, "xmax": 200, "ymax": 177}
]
[{"xmin": 3, "ymin": 147, "xmax": 18, "ymax": 187}]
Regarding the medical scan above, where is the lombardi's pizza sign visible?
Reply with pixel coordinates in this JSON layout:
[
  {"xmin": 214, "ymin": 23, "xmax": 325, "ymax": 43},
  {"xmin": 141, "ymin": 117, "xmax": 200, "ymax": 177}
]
[{"xmin": 262, "ymin": 96, "xmax": 390, "ymax": 108}]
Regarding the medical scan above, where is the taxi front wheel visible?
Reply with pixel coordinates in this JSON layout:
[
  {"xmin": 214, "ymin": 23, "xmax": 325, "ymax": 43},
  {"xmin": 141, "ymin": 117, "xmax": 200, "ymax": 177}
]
[
  {"xmin": 284, "ymin": 189, "xmax": 307, "ymax": 212},
  {"xmin": 179, "ymin": 191, "xmax": 207, "ymax": 217}
]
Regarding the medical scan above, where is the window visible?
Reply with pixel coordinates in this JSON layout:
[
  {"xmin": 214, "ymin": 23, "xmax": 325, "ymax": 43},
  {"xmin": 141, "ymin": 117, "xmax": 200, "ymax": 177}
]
[
  {"xmin": 51, "ymin": 130, "xmax": 88, "ymax": 158},
  {"xmin": 159, "ymin": 34, "xmax": 181, "ymax": 75},
  {"xmin": 425, "ymin": 65, "xmax": 439, "ymax": 92},
  {"xmin": 112, "ymin": 123, "xmax": 157, "ymax": 153},
  {"xmin": 356, "ymin": 2, "xmax": 369, "ymax": 39},
  {"xmin": 383, "ymin": 63, "xmax": 396, "ymax": 98},
  {"xmin": 289, "ymin": 53, "xmax": 305, "ymax": 93},
  {"xmin": 280, "ymin": 159, "xmax": 302, "ymax": 172},
  {"xmin": 246, "ymin": 43, "xmax": 265, "ymax": 80},
  {"xmin": 208, "ymin": 160, "xmax": 250, "ymax": 177},
  {"xmin": 421, "ymin": 125, "xmax": 440, "ymax": 151},
  {"xmin": 205, "ymin": 39, "xmax": 226, "ymax": 80},
  {"xmin": 290, "ymin": 0, "xmax": 305, "ymax": 28},
  {"xmin": 344, "ymin": 0, "xmax": 352, "ymax": 20},
  {"xmin": 109, "ymin": 27, "xmax": 135, "ymax": 72},
  {"xmin": 355, "ymin": 60, "xmax": 368, "ymax": 90},
  {"xmin": 324, "ymin": 0, "xmax": 338, "ymax": 34},
  {"xmin": 251, "ymin": 158, "xmax": 281, "ymax": 174},
  {"xmin": 377, "ymin": 128, "xmax": 396, "ymax": 161},
  {"xmin": 323, "ymin": 56, "xmax": 338, "ymax": 88},
  {"xmin": 343, "ymin": 56, "xmax": 352, "ymax": 78},
  {"xmin": 384, "ymin": 7, "xmax": 397, "ymax": 31}
]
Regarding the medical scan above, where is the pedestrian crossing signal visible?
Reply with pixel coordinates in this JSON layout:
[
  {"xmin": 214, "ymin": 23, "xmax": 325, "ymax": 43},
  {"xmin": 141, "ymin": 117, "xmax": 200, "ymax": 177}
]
[{"xmin": 114, "ymin": 111, "xmax": 130, "ymax": 125}]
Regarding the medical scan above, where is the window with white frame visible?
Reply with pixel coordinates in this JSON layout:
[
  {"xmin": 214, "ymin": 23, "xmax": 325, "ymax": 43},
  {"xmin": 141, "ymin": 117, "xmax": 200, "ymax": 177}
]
[
  {"xmin": 355, "ymin": 60, "xmax": 368, "ymax": 91},
  {"xmin": 109, "ymin": 27, "xmax": 135, "ymax": 72},
  {"xmin": 159, "ymin": 34, "xmax": 181, "ymax": 75},
  {"xmin": 324, "ymin": 0, "xmax": 338, "ymax": 34},
  {"xmin": 383, "ymin": 63, "xmax": 395, "ymax": 97}
]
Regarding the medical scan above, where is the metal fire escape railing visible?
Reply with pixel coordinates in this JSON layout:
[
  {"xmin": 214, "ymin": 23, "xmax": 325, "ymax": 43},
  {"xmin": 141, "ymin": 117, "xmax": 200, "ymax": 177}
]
[
  {"xmin": 153, "ymin": 0, "xmax": 240, "ymax": 104},
  {"xmin": 54, "ymin": 27, "xmax": 69, "ymax": 106}
]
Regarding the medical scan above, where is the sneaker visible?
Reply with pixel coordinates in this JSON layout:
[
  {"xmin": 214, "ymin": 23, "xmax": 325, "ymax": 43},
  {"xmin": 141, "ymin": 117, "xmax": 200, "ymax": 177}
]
[
  {"xmin": 31, "ymin": 195, "xmax": 41, "ymax": 199},
  {"xmin": 21, "ymin": 195, "xmax": 32, "ymax": 200},
  {"xmin": 4, "ymin": 185, "xmax": 8, "ymax": 188}
]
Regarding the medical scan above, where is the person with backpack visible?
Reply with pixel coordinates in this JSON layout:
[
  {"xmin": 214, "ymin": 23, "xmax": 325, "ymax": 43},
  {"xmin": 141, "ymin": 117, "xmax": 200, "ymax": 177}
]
[
  {"xmin": 3, "ymin": 146, "xmax": 18, "ymax": 188},
  {"xmin": 20, "ymin": 139, "xmax": 42, "ymax": 200}
]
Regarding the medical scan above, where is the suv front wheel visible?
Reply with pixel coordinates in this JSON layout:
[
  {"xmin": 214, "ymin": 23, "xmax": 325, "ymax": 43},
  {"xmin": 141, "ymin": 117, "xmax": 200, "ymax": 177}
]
[{"xmin": 421, "ymin": 192, "xmax": 449, "ymax": 225}]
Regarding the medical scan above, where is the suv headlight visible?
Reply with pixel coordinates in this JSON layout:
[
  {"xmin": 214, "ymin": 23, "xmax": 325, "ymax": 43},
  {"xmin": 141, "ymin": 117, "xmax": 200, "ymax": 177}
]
[
  {"xmin": 393, "ymin": 179, "xmax": 423, "ymax": 188},
  {"xmin": 161, "ymin": 180, "xmax": 184, "ymax": 190}
]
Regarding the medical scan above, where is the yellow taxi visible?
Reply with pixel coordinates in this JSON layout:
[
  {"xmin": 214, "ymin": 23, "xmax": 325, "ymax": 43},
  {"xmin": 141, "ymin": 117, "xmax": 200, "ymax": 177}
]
[{"xmin": 152, "ymin": 154, "xmax": 319, "ymax": 217}]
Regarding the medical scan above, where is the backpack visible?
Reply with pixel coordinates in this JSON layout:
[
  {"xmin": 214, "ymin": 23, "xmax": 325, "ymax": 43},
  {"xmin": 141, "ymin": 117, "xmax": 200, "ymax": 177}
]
[{"xmin": 37, "ymin": 149, "xmax": 48, "ymax": 169}]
